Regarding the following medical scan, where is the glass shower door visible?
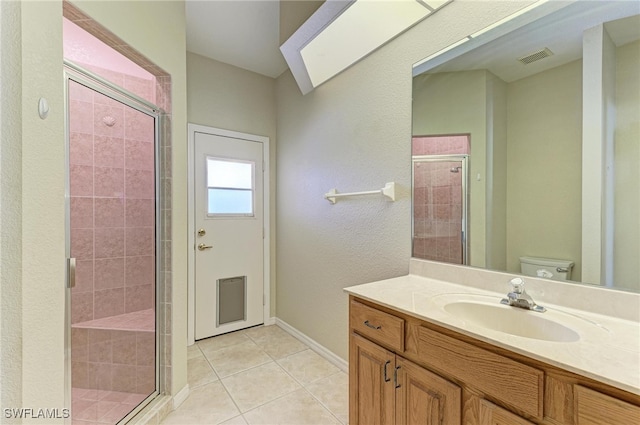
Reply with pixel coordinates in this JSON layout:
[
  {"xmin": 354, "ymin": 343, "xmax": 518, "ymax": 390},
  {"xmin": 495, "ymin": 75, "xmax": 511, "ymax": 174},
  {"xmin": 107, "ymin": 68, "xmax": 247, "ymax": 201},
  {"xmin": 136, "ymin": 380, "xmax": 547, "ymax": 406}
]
[
  {"xmin": 67, "ymin": 75, "xmax": 158, "ymax": 425},
  {"xmin": 412, "ymin": 156, "xmax": 468, "ymax": 265}
]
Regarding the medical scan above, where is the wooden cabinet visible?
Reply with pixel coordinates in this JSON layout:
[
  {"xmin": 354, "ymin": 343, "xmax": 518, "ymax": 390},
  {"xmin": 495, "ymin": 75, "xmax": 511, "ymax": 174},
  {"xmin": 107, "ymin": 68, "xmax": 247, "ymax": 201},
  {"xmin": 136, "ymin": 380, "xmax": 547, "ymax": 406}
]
[
  {"xmin": 395, "ymin": 356, "xmax": 461, "ymax": 424},
  {"xmin": 574, "ymin": 385, "xmax": 640, "ymax": 425},
  {"xmin": 349, "ymin": 296, "xmax": 640, "ymax": 425},
  {"xmin": 348, "ymin": 297, "xmax": 496, "ymax": 425},
  {"xmin": 349, "ymin": 330, "xmax": 461, "ymax": 425},
  {"xmin": 350, "ymin": 333, "xmax": 395, "ymax": 425},
  {"xmin": 478, "ymin": 399, "xmax": 535, "ymax": 425},
  {"xmin": 418, "ymin": 326, "xmax": 543, "ymax": 419}
]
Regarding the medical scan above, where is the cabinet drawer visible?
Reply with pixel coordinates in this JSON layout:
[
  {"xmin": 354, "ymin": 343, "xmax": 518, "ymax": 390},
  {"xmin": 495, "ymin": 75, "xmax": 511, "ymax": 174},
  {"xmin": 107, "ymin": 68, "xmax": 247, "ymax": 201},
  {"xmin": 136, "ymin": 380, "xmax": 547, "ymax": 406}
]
[
  {"xmin": 350, "ymin": 300, "xmax": 404, "ymax": 352},
  {"xmin": 418, "ymin": 326, "xmax": 543, "ymax": 419},
  {"xmin": 575, "ymin": 385, "xmax": 640, "ymax": 424}
]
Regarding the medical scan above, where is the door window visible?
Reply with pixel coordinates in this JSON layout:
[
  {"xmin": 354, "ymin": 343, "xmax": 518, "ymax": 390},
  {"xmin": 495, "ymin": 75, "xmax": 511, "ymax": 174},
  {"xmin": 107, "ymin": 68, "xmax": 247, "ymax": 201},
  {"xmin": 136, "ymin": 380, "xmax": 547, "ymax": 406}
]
[{"xmin": 206, "ymin": 157, "xmax": 255, "ymax": 216}]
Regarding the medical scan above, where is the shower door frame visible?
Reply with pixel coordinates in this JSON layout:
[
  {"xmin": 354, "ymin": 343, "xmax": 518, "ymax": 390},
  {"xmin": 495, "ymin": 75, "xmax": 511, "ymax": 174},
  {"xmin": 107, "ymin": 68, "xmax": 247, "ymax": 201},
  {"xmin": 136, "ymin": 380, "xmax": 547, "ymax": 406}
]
[
  {"xmin": 63, "ymin": 61, "xmax": 165, "ymax": 424},
  {"xmin": 411, "ymin": 154, "xmax": 469, "ymax": 265}
]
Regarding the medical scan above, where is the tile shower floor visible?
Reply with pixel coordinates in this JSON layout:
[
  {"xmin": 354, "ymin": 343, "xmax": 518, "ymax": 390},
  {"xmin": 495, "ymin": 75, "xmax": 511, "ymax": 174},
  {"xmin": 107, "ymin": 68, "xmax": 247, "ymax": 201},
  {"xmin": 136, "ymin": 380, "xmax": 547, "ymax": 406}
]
[
  {"xmin": 72, "ymin": 388, "xmax": 148, "ymax": 424},
  {"xmin": 161, "ymin": 325, "xmax": 349, "ymax": 425}
]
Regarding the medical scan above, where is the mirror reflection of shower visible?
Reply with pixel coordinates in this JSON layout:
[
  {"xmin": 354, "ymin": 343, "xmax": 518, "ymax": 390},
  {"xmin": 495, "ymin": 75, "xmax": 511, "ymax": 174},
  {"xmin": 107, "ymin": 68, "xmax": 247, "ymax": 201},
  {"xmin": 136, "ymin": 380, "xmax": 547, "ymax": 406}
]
[{"xmin": 412, "ymin": 134, "xmax": 469, "ymax": 265}]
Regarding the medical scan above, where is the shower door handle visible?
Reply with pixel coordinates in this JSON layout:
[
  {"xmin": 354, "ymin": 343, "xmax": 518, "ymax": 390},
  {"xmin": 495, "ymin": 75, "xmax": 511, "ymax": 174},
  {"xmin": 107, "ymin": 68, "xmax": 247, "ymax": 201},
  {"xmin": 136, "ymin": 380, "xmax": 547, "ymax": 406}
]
[{"xmin": 67, "ymin": 257, "xmax": 76, "ymax": 289}]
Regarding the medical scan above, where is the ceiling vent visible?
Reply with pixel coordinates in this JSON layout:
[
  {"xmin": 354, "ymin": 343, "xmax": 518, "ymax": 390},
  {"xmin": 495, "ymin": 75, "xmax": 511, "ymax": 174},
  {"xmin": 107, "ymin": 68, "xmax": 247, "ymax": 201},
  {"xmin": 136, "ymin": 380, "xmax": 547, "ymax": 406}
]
[{"xmin": 518, "ymin": 47, "xmax": 554, "ymax": 65}]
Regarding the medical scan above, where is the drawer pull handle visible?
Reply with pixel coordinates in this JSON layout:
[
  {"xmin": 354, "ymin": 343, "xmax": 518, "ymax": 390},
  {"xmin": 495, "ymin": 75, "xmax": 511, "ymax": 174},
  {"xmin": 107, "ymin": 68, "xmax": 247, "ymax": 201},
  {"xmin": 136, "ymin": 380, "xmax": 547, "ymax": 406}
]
[
  {"xmin": 383, "ymin": 360, "xmax": 391, "ymax": 382},
  {"xmin": 394, "ymin": 365, "xmax": 402, "ymax": 388},
  {"xmin": 364, "ymin": 320, "xmax": 381, "ymax": 330}
]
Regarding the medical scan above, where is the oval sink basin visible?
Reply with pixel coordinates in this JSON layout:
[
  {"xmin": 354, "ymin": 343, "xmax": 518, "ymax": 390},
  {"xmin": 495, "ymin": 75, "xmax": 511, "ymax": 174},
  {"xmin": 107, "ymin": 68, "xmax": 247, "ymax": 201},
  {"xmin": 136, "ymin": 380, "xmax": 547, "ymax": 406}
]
[{"xmin": 443, "ymin": 300, "xmax": 580, "ymax": 342}]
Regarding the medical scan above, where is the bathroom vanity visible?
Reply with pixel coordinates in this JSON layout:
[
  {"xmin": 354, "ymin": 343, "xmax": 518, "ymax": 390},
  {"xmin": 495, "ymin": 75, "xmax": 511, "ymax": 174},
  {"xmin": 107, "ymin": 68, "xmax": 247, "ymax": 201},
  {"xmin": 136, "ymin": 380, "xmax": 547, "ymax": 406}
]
[{"xmin": 345, "ymin": 261, "xmax": 640, "ymax": 425}]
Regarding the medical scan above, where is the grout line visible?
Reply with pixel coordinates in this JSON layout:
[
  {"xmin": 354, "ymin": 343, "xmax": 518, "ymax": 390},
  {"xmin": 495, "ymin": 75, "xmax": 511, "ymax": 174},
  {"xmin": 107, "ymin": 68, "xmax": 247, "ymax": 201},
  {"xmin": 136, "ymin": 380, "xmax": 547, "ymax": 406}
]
[
  {"xmin": 302, "ymin": 372, "xmax": 349, "ymax": 425},
  {"xmin": 215, "ymin": 378, "xmax": 243, "ymax": 421}
]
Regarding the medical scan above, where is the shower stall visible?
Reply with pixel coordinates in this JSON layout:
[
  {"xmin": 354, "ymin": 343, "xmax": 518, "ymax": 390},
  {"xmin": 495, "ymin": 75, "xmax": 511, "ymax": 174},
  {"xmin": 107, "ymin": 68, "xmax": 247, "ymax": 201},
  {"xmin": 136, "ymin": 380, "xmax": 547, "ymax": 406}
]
[
  {"xmin": 65, "ymin": 62, "xmax": 164, "ymax": 425},
  {"xmin": 411, "ymin": 135, "xmax": 470, "ymax": 265}
]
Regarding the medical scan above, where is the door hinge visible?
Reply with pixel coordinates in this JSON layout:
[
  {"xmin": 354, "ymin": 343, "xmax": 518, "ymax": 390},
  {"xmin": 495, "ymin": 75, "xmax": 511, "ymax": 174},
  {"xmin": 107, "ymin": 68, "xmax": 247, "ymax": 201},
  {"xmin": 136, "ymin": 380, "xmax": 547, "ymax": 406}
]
[{"xmin": 263, "ymin": 294, "xmax": 265, "ymax": 306}]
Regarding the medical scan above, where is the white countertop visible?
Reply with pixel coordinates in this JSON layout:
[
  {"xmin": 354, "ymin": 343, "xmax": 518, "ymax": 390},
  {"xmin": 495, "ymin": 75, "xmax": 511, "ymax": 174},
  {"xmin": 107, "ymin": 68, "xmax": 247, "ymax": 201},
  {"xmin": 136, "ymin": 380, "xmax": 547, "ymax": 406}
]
[{"xmin": 345, "ymin": 274, "xmax": 640, "ymax": 396}]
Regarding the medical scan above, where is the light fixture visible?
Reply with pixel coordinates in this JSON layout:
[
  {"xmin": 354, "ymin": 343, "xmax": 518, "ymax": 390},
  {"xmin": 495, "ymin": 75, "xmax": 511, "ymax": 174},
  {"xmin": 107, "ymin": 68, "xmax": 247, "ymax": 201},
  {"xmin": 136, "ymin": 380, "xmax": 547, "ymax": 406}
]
[{"xmin": 281, "ymin": 0, "xmax": 451, "ymax": 95}]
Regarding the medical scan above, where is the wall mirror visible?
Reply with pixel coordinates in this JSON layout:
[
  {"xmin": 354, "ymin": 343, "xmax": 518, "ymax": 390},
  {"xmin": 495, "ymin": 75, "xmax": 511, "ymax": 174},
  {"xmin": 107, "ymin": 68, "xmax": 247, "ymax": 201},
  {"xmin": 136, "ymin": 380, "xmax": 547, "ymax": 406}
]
[{"xmin": 411, "ymin": 0, "xmax": 639, "ymax": 293}]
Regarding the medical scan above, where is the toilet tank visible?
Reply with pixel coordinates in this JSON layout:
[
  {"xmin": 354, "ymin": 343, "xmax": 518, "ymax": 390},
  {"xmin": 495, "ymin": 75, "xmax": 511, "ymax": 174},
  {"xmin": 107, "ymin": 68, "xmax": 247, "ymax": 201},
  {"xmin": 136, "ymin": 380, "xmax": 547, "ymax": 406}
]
[{"xmin": 519, "ymin": 256, "xmax": 574, "ymax": 281}]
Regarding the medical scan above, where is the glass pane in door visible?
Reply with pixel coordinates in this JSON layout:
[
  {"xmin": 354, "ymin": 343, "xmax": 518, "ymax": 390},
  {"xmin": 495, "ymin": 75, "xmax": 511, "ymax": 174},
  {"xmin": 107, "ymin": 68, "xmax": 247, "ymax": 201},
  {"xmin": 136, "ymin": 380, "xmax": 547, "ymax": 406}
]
[
  {"xmin": 68, "ymin": 79, "xmax": 156, "ymax": 424},
  {"xmin": 412, "ymin": 160, "xmax": 464, "ymax": 264}
]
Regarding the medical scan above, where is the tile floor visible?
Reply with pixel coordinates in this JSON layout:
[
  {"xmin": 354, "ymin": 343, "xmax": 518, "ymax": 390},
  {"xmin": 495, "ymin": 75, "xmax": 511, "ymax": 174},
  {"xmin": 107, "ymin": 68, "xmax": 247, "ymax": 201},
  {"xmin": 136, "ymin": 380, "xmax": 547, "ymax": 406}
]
[{"xmin": 161, "ymin": 325, "xmax": 349, "ymax": 425}]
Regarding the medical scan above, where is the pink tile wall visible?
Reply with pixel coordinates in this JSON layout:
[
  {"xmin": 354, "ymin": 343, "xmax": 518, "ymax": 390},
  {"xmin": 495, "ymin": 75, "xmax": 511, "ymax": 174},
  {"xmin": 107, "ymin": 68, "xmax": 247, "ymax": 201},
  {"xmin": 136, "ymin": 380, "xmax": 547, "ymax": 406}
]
[
  {"xmin": 70, "ymin": 75, "xmax": 156, "ymax": 395},
  {"xmin": 412, "ymin": 135, "xmax": 467, "ymax": 264},
  {"xmin": 65, "ymin": 1, "xmax": 171, "ymax": 400},
  {"xmin": 412, "ymin": 134, "xmax": 470, "ymax": 156},
  {"xmin": 71, "ymin": 328, "xmax": 155, "ymax": 394},
  {"xmin": 69, "ymin": 76, "xmax": 156, "ymax": 325},
  {"xmin": 413, "ymin": 158, "xmax": 463, "ymax": 265}
]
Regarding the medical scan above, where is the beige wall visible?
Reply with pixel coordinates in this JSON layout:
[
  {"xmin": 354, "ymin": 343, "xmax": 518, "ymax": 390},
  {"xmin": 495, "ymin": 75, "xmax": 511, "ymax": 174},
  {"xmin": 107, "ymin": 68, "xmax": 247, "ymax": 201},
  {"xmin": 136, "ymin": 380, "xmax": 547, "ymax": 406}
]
[
  {"xmin": 614, "ymin": 39, "xmax": 640, "ymax": 292},
  {"xmin": 187, "ymin": 52, "xmax": 278, "ymax": 315},
  {"xmin": 412, "ymin": 70, "xmax": 488, "ymax": 268},
  {"xmin": 276, "ymin": 1, "xmax": 534, "ymax": 360},
  {"xmin": 506, "ymin": 60, "xmax": 583, "ymax": 280},
  {"xmin": 487, "ymin": 73, "xmax": 508, "ymax": 271},
  {"xmin": 19, "ymin": 1, "xmax": 67, "ymax": 416},
  {"xmin": 1, "ymin": 1, "xmax": 24, "ymax": 419}
]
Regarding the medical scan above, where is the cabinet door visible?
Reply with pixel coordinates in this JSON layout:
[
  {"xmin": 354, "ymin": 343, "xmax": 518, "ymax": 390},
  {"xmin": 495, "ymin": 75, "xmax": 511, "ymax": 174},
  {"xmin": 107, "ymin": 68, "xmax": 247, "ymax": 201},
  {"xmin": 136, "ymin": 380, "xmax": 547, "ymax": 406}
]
[
  {"xmin": 479, "ymin": 399, "xmax": 534, "ymax": 425},
  {"xmin": 395, "ymin": 357, "xmax": 461, "ymax": 425},
  {"xmin": 350, "ymin": 333, "xmax": 396, "ymax": 425}
]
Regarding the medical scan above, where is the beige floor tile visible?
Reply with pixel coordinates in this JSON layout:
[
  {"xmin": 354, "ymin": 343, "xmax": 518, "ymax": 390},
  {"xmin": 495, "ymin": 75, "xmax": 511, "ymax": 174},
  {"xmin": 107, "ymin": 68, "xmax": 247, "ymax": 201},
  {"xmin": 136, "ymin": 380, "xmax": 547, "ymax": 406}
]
[
  {"xmin": 306, "ymin": 372, "xmax": 349, "ymax": 424},
  {"xmin": 245, "ymin": 326, "xmax": 307, "ymax": 359},
  {"xmin": 161, "ymin": 381, "xmax": 239, "ymax": 425},
  {"xmin": 197, "ymin": 331, "xmax": 250, "ymax": 355},
  {"xmin": 187, "ymin": 344, "xmax": 203, "ymax": 360},
  {"xmin": 188, "ymin": 356, "xmax": 219, "ymax": 388},
  {"xmin": 204, "ymin": 339, "xmax": 272, "ymax": 378},
  {"xmin": 243, "ymin": 389, "xmax": 340, "ymax": 425},
  {"xmin": 221, "ymin": 362, "xmax": 301, "ymax": 412},
  {"xmin": 277, "ymin": 349, "xmax": 339, "ymax": 385}
]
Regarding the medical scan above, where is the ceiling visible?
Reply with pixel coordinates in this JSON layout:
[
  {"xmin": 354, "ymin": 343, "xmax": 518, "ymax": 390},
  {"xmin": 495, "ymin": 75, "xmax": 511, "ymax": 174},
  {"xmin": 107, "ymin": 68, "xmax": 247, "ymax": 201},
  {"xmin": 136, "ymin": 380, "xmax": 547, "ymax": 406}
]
[
  {"xmin": 186, "ymin": 1, "xmax": 640, "ymax": 83},
  {"xmin": 423, "ymin": 1, "xmax": 640, "ymax": 83},
  {"xmin": 185, "ymin": 0, "xmax": 288, "ymax": 78}
]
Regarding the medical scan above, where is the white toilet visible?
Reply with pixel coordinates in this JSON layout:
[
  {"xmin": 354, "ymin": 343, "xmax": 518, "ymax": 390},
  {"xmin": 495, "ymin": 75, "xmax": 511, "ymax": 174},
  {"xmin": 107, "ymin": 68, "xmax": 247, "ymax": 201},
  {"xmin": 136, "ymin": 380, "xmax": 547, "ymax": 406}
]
[{"xmin": 519, "ymin": 256, "xmax": 574, "ymax": 281}]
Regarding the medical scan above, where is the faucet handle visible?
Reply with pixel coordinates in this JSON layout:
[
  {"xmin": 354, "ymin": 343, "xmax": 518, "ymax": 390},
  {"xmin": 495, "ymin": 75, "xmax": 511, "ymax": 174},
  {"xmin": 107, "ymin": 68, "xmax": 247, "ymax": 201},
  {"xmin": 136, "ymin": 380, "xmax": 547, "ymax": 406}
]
[{"xmin": 509, "ymin": 277, "xmax": 525, "ymax": 294}]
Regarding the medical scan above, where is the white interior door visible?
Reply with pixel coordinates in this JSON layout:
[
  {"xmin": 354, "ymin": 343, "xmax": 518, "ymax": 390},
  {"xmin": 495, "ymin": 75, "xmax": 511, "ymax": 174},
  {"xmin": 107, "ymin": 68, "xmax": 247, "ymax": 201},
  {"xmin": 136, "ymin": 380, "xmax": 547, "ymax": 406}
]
[{"xmin": 194, "ymin": 132, "xmax": 264, "ymax": 339}]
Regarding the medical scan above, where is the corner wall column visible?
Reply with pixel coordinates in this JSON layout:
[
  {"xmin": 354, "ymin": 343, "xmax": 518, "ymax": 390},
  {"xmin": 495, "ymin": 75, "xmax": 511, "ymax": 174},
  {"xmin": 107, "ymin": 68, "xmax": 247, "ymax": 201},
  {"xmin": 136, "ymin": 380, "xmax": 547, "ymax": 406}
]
[{"xmin": 582, "ymin": 24, "xmax": 616, "ymax": 287}]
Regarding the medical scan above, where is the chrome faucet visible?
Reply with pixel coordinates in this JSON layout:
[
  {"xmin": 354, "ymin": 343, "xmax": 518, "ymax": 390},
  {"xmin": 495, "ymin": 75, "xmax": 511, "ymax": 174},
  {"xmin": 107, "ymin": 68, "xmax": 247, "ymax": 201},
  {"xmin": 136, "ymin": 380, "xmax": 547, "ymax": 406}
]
[{"xmin": 500, "ymin": 277, "xmax": 546, "ymax": 312}]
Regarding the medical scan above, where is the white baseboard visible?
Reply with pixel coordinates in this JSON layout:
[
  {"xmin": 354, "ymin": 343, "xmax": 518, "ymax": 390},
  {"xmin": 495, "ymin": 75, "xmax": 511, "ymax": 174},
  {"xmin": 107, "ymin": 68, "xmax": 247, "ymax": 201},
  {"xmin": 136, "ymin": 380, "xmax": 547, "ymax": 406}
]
[
  {"xmin": 276, "ymin": 318, "xmax": 348, "ymax": 373},
  {"xmin": 172, "ymin": 384, "xmax": 190, "ymax": 410},
  {"xmin": 264, "ymin": 316, "xmax": 276, "ymax": 326}
]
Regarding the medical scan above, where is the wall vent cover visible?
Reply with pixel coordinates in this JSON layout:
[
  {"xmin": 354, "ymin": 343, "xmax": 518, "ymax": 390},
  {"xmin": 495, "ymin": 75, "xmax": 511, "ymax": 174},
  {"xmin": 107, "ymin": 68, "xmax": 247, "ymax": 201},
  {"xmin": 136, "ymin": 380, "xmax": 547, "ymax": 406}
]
[{"xmin": 518, "ymin": 47, "xmax": 554, "ymax": 65}]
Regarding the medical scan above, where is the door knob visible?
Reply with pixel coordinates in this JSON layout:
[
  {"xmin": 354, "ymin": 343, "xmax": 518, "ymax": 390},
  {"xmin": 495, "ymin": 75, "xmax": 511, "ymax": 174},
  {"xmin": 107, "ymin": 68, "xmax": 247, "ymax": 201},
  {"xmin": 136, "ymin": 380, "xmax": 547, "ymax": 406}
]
[{"xmin": 198, "ymin": 243, "xmax": 213, "ymax": 251}]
